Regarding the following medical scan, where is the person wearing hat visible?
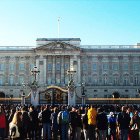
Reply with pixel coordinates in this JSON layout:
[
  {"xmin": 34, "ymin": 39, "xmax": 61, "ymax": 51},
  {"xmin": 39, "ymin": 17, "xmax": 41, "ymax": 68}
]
[{"xmin": 108, "ymin": 112, "xmax": 117, "ymax": 140}]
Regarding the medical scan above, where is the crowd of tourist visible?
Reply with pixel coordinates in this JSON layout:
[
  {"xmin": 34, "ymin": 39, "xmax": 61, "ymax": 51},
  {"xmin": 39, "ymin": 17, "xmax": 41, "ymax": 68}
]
[{"xmin": 0, "ymin": 104, "xmax": 140, "ymax": 140}]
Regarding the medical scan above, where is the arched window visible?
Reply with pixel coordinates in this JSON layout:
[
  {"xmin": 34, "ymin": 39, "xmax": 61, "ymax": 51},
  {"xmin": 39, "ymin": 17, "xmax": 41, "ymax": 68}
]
[
  {"xmin": 113, "ymin": 74, "xmax": 119, "ymax": 85},
  {"xmin": 134, "ymin": 74, "xmax": 139, "ymax": 85},
  {"xmin": 123, "ymin": 74, "xmax": 129, "ymax": 85}
]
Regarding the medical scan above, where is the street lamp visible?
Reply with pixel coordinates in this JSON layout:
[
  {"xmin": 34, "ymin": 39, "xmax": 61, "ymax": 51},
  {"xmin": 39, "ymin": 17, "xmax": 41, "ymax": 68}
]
[
  {"xmin": 31, "ymin": 66, "xmax": 40, "ymax": 83},
  {"xmin": 30, "ymin": 66, "xmax": 40, "ymax": 106},
  {"xmin": 81, "ymin": 83, "xmax": 86, "ymax": 105},
  {"xmin": 67, "ymin": 65, "xmax": 76, "ymax": 106},
  {"xmin": 20, "ymin": 89, "xmax": 25, "ymax": 106}
]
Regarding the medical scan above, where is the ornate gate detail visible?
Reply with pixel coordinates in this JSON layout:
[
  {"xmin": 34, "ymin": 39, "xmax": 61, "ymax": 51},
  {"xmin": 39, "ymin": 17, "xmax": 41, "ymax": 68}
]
[{"xmin": 40, "ymin": 86, "xmax": 68, "ymax": 104}]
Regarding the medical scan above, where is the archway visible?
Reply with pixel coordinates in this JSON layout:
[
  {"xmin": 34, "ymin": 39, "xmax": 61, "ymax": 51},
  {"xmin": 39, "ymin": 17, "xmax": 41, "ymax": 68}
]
[
  {"xmin": 112, "ymin": 91, "xmax": 120, "ymax": 98},
  {"xmin": 0, "ymin": 91, "xmax": 5, "ymax": 98}
]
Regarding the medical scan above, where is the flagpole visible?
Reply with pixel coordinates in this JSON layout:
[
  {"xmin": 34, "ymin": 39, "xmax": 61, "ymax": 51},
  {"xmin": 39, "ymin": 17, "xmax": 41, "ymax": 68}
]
[{"xmin": 58, "ymin": 17, "xmax": 60, "ymax": 40}]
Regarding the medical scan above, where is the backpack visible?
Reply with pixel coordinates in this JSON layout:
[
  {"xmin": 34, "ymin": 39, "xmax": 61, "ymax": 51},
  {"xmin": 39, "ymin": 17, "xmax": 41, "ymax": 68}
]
[
  {"xmin": 109, "ymin": 116, "xmax": 116, "ymax": 123},
  {"xmin": 61, "ymin": 111, "xmax": 69, "ymax": 124},
  {"xmin": 9, "ymin": 123, "xmax": 20, "ymax": 138}
]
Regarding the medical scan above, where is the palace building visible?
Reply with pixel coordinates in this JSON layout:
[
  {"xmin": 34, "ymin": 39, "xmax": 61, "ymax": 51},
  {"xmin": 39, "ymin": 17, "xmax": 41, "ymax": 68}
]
[{"xmin": 0, "ymin": 38, "xmax": 140, "ymax": 104}]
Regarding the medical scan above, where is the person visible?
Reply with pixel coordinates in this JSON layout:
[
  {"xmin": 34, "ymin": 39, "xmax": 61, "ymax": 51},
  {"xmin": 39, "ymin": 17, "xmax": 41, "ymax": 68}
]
[
  {"xmin": 117, "ymin": 106, "xmax": 131, "ymax": 140},
  {"xmin": 75, "ymin": 109, "xmax": 82, "ymax": 140},
  {"xmin": 0, "ymin": 106, "xmax": 6, "ymax": 140},
  {"xmin": 42, "ymin": 105, "xmax": 51, "ymax": 140},
  {"xmin": 8, "ymin": 108, "xmax": 16, "ymax": 124},
  {"xmin": 82, "ymin": 107, "xmax": 89, "ymax": 140},
  {"xmin": 9, "ymin": 111, "xmax": 22, "ymax": 140},
  {"xmin": 38, "ymin": 106, "xmax": 44, "ymax": 139},
  {"xmin": 108, "ymin": 112, "xmax": 117, "ymax": 140},
  {"xmin": 51, "ymin": 107, "xmax": 59, "ymax": 140},
  {"xmin": 21, "ymin": 106, "xmax": 31, "ymax": 139},
  {"xmin": 87, "ymin": 105, "xmax": 97, "ymax": 140},
  {"xmin": 28, "ymin": 105, "xmax": 39, "ymax": 139},
  {"xmin": 69, "ymin": 107, "xmax": 78, "ymax": 140},
  {"xmin": 130, "ymin": 110, "xmax": 140, "ymax": 140},
  {"xmin": 96, "ymin": 107, "xmax": 108, "ymax": 140},
  {"xmin": 57, "ymin": 106, "xmax": 70, "ymax": 140}
]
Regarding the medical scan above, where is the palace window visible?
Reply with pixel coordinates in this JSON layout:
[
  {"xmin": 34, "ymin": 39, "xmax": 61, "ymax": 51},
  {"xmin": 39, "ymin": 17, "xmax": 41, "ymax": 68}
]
[
  {"xmin": 30, "ymin": 64, "xmax": 34, "ymax": 70},
  {"xmin": 93, "ymin": 75, "xmax": 98, "ymax": 85},
  {"xmin": 82, "ymin": 63, "xmax": 87, "ymax": 71},
  {"xmin": 112, "ymin": 63, "xmax": 119, "ymax": 71},
  {"xmin": 134, "ymin": 75, "xmax": 139, "ymax": 85},
  {"xmin": 9, "ymin": 64, "xmax": 15, "ymax": 71},
  {"xmin": 0, "ymin": 76, "xmax": 4, "ymax": 85},
  {"xmin": 92, "ymin": 63, "xmax": 97, "ymax": 71},
  {"xmin": 56, "ymin": 63, "xmax": 60, "ymax": 71},
  {"xmin": 123, "ymin": 63, "xmax": 129, "ymax": 71},
  {"xmin": 9, "ymin": 75, "xmax": 14, "ymax": 85},
  {"xmin": 19, "ymin": 76, "xmax": 24, "ymax": 85},
  {"xmin": 133, "ymin": 63, "xmax": 139, "ymax": 71},
  {"xmin": 48, "ymin": 63, "xmax": 52, "ymax": 71},
  {"xmin": 102, "ymin": 63, "xmax": 109, "ymax": 71},
  {"xmin": 19, "ymin": 63, "xmax": 25, "ymax": 70},
  {"xmin": 47, "ymin": 77, "xmax": 52, "ymax": 85},
  {"xmin": 113, "ymin": 75, "xmax": 119, "ymax": 85},
  {"xmin": 103, "ymin": 74, "xmax": 108, "ymax": 85},
  {"xmin": 0, "ymin": 64, "xmax": 4, "ymax": 71},
  {"xmin": 64, "ymin": 63, "xmax": 69, "ymax": 70},
  {"xmin": 123, "ymin": 75, "xmax": 129, "ymax": 85},
  {"xmin": 56, "ymin": 74, "xmax": 60, "ymax": 84}
]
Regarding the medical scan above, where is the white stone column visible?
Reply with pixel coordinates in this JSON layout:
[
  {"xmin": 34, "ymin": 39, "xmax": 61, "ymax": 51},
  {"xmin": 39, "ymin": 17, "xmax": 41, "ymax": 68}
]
[
  {"xmin": 77, "ymin": 56, "xmax": 81, "ymax": 84},
  {"xmin": 43, "ymin": 56, "xmax": 47, "ymax": 85},
  {"xmin": 61, "ymin": 56, "xmax": 64, "ymax": 84},
  {"xmin": 52, "ymin": 56, "xmax": 56, "ymax": 84}
]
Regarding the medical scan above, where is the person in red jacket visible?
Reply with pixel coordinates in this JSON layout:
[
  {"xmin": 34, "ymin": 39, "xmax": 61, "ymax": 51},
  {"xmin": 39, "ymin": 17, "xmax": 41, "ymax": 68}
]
[{"xmin": 0, "ymin": 106, "xmax": 6, "ymax": 140}]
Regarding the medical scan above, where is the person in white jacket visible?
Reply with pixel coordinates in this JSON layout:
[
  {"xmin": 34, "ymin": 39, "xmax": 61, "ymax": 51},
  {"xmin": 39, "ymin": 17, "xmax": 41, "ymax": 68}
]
[{"xmin": 9, "ymin": 111, "xmax": 22, "ymax": 140}]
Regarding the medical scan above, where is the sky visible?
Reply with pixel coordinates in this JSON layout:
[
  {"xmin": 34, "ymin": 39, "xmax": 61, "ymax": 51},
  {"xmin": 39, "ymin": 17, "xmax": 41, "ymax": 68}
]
[{"xmin": 0, "ymin": 0, "xmax": 140, "ymax": 46}]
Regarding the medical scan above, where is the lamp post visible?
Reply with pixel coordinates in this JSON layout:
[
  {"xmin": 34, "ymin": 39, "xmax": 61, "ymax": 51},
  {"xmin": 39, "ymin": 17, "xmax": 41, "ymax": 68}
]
[
  {"xmin": 20, "ymin": 89, "xmax": 25, "ymax": 106},
  {"xmin": 30, "ymin": 66, "xmax": 40, "ymax": 106},
  {"xmin": 81, "ymin": 83, "xmax": 86, "ymax": 105},
  {"xmin": 67, "ymin": 65, "xmax": 76, "ymax": 106},
  {"xmin": 31, "ymin": 66, "xmax": 40, "ymax": 83}
]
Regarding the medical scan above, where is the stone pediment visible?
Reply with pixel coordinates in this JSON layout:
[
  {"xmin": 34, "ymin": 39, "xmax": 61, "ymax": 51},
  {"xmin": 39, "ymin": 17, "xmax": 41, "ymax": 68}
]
[{"xmin": 35, "ymin": 41, "xmax": 80, "ymax": 51}]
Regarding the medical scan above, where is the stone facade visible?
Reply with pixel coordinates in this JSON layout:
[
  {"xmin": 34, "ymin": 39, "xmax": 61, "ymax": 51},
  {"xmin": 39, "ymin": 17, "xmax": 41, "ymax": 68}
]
[{"xmin": 0, "ymin": 38, "xmax": 140, "ymax": 103}]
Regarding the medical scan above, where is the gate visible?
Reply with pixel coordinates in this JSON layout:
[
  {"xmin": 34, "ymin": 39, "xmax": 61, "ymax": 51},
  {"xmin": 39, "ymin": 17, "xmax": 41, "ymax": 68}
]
[{"xmin": 40, "ymin": 86, "xmax": 68, "ymax": 105}]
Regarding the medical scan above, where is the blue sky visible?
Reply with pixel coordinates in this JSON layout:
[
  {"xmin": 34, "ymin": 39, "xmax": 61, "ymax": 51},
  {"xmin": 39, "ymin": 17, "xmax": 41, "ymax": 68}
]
[{"xmin": 0, "ymin": 0, "xmax": 140, "ymax": 46}]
